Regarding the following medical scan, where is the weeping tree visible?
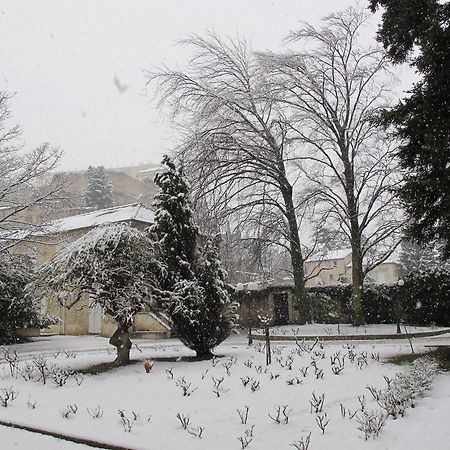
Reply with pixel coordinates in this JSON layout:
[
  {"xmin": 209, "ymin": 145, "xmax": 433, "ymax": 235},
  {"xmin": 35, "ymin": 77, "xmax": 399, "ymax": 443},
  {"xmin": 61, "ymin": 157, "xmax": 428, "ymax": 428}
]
[
  {"xmin": 38, "ymin": 223, "xmax": 165, "ymax": 365},
  {"xmin": 151, "ymin": 156, "xmax": 238, "ymax": 359}
]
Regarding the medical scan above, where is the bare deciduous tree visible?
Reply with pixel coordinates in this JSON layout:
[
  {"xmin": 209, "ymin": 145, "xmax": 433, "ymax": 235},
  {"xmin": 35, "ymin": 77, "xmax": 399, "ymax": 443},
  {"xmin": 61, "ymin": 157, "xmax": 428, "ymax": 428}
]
[
  {"xmin": 0, "ymin": 91, "xmax": 62, "ymax": 252},
  {"xmin": 147, "ymin": 33, "xmax": 312, "ymax": 322},
  {"xmin": 260, "ymin": 7, "xmax": 403, "ymax": 324}
]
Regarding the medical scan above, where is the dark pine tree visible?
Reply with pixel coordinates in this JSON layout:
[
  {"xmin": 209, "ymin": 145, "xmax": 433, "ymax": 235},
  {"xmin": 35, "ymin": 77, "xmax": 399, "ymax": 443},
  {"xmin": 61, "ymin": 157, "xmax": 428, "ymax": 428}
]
[
  {"xmin": 151, "ymin": 156, "xmax": 237, "ymax": 359},
  {"xmin": 370, "ymin": 0, "xmax": 450, "ymax": 258},
  {"xmin": 84, "ymin": 165, "xmax": 114, "ymax": 210}
]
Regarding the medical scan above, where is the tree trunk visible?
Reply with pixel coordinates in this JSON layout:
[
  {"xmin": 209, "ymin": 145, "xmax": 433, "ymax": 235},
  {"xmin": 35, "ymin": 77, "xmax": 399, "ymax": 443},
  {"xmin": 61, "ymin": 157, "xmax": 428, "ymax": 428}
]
[
  {"xmin": 341, "ymin": 138, "xmax": 364, "ymax": 326},
  {"xmin": 282, "ymin": 186, "xmax": 309, "ymax": 324},
  {"xmin": 109, "ymin": 326, "xmax": 132, "ymax": 365},
  {"xmin": 351, "ymin": 241, "xmax": 364, "ymax": 325},
  {"xmin": 194, "ymin": 347, "xmax": 215, "ymax": 360}
]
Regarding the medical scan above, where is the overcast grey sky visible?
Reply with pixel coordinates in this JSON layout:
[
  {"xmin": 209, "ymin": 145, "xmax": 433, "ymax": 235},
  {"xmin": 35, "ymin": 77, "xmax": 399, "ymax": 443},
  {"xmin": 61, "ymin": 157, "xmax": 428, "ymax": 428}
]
[{"xmin": 0, "ymin": 0, "xmax": 412, "ymax": 171}]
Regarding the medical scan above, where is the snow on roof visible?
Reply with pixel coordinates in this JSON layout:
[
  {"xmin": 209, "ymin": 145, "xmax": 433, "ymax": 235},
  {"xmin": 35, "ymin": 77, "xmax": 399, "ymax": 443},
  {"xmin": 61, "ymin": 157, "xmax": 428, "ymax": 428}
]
[
  {"xmin": 346, "ymin": 256, "xmax": 402, "ymax": 268},
  {"xmin": 44, "ymin": 203, "xmax": 155, "ymax": 234},
  {"xmin": 235, "ymin": 282, "xmax": 269, "ymax": 291},
  {"xmin": 306, "ymin": 248, "xmax": 352, "ymax": 263},
  {"xmin": 137, "ymin": 167, "xmax": 163, "ymax": 175}
]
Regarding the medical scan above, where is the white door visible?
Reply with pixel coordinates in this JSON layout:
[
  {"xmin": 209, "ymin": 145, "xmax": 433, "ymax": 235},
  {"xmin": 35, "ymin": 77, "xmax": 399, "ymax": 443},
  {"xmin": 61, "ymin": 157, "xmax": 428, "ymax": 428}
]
[{"xmin": 88, "ymin": 298, "xmax": 102, "ymax": 334}]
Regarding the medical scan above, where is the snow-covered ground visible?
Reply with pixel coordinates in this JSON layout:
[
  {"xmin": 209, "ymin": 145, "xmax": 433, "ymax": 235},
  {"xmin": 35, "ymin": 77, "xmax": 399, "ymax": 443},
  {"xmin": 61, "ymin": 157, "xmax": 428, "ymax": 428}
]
[
  {"xmin": 1, "ymin": 426, "xmax": 85, "ymax": 450},
  {"xmin": 1, "ymin": 330, "xmax": 449, "ymax": 450}
]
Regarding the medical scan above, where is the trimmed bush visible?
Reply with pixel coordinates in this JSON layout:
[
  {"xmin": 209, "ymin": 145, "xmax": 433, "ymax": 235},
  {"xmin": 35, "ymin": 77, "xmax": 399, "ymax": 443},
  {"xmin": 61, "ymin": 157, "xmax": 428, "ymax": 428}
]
[{"xmin": 400, "ymin": 268, "xmax": 450, "ymax": 326}]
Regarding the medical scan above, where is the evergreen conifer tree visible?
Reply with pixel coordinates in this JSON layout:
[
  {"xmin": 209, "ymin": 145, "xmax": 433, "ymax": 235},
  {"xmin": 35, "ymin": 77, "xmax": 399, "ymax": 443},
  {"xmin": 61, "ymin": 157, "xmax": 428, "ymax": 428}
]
[
  {"xmin": 399, "ymin": 240, "xmax": 450, "ymax": 274},
  {"xmin": 151, "ymin": 156, "xmax": 237, "ymax": 359},
  {"xmin": 370, "ymin": 0, "xmax": 450, "ymax": 257},
  {"xmin": 84, "ymin": 165, "xmax": 114, "ymax": 210},
  {"xmin": 151, "ymin": 155, "xmax": 197, "ymax": 287}
]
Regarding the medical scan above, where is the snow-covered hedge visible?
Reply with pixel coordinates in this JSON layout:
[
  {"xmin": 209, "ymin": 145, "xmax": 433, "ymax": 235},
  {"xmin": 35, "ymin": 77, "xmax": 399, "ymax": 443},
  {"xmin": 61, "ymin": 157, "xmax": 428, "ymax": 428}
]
[
  {"xmin": 400, "ymin": 268, "xmax": 450, "ymax": 326},
  {"xmin": 235, "ymin": 267, "xmax": 450, "ymax": 326},
  {"xmin": 0, "ymin": 253, "xmax": 55, "ymax": 344},
  {"xmin": 378, "ymin": 356, "xmax": 439, "ymax": 419}
]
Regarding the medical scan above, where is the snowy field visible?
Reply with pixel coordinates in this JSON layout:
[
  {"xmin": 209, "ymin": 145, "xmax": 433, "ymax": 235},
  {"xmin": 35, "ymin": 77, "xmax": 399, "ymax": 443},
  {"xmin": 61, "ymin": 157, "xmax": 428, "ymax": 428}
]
[{"xmin": 1, "ymin": 331, "xmax": 449, "ymax": 450}]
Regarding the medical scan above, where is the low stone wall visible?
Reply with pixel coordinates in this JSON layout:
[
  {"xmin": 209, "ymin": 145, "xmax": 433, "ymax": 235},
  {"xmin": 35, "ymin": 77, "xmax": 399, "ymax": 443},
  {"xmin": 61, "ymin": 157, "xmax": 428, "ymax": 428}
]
[{"xmin": 253, "ymin": 327, "xmax": 450, "ymax": 341}]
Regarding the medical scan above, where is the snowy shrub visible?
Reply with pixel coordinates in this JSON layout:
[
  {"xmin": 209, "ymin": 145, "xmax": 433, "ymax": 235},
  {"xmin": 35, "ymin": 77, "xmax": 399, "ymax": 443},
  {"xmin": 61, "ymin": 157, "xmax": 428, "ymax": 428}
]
[
  {"xmin": 186, "ymin": 425, "xmax": 205, "ymax": 438},
  {"xmin": 176, "ymin": 412, "xmax": 190, "ymax": 429},
  {"xmin": 378, "ymin": 357, "xmax": 438, "ymax": 419},
  {"xmin": 60, "ymin": 404, "xmax": 78, "ymax": 419},
  {"xmin": 237, "ymin": 405, "xmax": 250, "ymax": 424},
  {"xmin": 211, "ymin": 376, "xmax": 228, "ymax": 397},
  {"xmin": 0, "ymin": 253, "xmax": 55, "ymax": 344},
  {"xmin": 361, "ymin": 268, "xmax": 450, "ymax": 326},
  {"xmin": 291, "ymin": 432, "xmax": 311, "ymax": 450},
  {"xmin": 355, "ymin": 409, "xmax": 386, "ymax": 440},
  {"xmin": 268, "ymin": 405, "xmax": 292, "ymax": 424},
  {"xmin": 330, "ymin": 352, "xmax": 345, "ymax": 375},
  {"xmin": 238, "ymin": 425, "xmax": 254, "ymax": 449},
  {"xmin": 50, "ymin": 365, "xmax": 73, "ymax": 387},
  {"xmin": 49, "ymin": 364, "xmax": 82, "ymax": 387},
  {"xmin": 32, "ymin": 356, "xmax": 49, "ymax": 385},
  {"xmin": 175, "ymin": 412, "xmax": 205, "ymax": 438},
  {"xmin": 309, "ymin": 392, "xmax": 325, "ymax": 413},
  {"xmin": 118, "ymin": 409, "xmax": 139, "ymax": 432},
  {"xmin": 26, "ymin": 396, "xmax": 37, "ymax": 409},
  {"xmin": 87, "ymin": 405, "xmax": 103, "ymax": 419},
  {"xmin": 175, "ymin": 376, "xmax": 198, "ymax": 397},
  {"xmin": 0, "ymin": 386, "xmax": 19, "ymax": 407},
  {"xmin": 316, "ymin": 413, "xmax": 329, "ymax": 433},
  {"xmin": 0, "ymin": 347, "xmax": 19, "ymax": 378},
  {"xmin": 18, "ymin": 361, "xmax": 40, "ymax": 382}
]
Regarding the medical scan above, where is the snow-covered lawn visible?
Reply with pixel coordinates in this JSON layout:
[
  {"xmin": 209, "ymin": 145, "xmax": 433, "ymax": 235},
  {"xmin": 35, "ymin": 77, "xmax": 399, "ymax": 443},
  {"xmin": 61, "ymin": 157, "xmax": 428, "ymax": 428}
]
[{"xmin": 1, "ymin": 333, "xmax": 449, "ymax": 450}]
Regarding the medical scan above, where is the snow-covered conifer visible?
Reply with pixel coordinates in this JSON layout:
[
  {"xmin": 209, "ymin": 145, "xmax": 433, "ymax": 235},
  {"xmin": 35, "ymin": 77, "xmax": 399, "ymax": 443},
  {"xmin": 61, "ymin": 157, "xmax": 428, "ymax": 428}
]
[
  {"xmin": 172, "ymin": 238, "xmax": 238, "ymax": 358},
  {"xmin": 84, "ymin": 165, "xmax": 114, "ymax": 210},
  {"xmin": 399, "ymin": 240, "xmax": 448, "ymax": 274},
  {"xmin": 151, "ymin": 156, "xmax": 237, "ymax": 358},
  {"xmin": 150, "ymin": 155, "xmax": 197, "ymax": 287}
]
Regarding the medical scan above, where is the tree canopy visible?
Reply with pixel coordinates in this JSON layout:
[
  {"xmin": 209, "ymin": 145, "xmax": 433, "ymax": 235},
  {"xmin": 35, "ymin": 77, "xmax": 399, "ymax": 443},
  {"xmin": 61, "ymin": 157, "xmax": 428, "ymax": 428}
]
[
  {"xmin": 370, "ymin": 0, "xmax": 450, "ymax": 257},
  {"xmin": 38, "ymin": 223, "xmax": 165, "ymax": 363}
]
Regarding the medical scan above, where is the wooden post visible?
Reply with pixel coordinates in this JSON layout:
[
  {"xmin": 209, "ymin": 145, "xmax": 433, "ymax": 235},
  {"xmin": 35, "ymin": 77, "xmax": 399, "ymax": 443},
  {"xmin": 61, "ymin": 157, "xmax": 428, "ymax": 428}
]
[{"xmin": 265, "ymin": 324, "xmax": 271, "ymax": 365}]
